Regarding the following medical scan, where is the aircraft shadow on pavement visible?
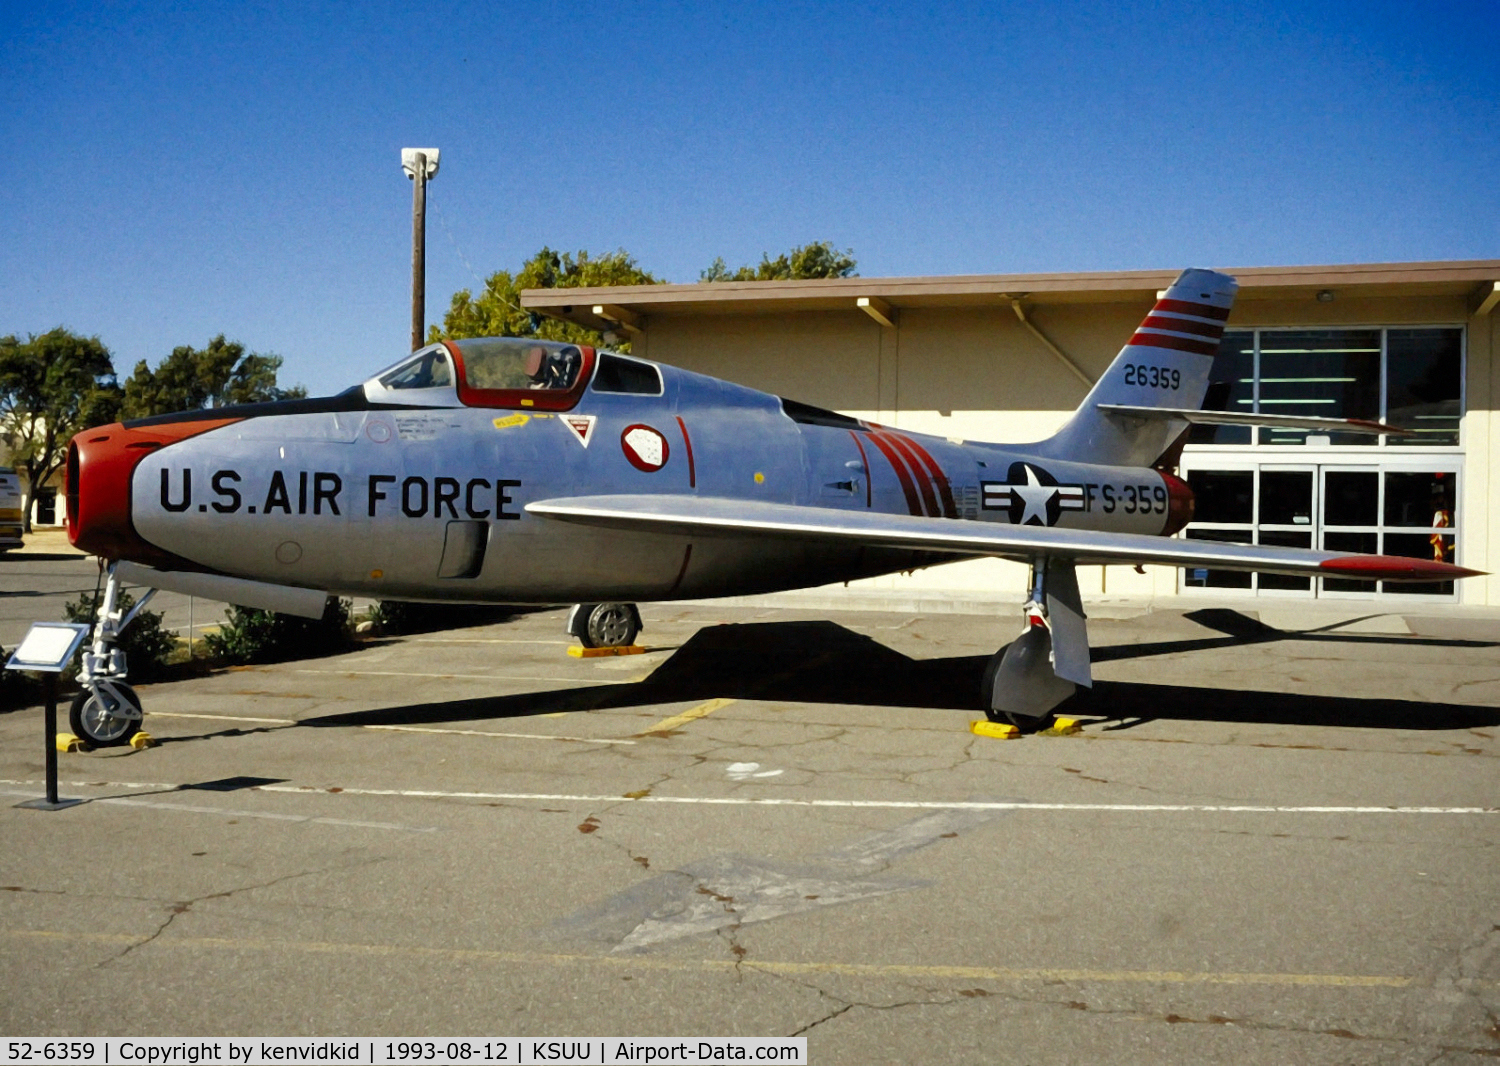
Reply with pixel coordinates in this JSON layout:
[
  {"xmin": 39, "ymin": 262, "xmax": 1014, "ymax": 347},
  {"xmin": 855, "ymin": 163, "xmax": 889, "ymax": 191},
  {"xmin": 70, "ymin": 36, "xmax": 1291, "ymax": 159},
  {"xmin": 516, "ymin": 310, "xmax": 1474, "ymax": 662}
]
[{"xmin": 300, "ymin": 617, "xmax": 1500, "ymax": 734}]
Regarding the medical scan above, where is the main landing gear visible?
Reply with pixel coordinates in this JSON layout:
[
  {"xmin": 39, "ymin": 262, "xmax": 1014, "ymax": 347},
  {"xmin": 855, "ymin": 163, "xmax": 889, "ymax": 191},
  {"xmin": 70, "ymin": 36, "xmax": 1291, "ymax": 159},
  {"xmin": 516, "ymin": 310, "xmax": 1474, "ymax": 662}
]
[
  {"xmin": 983, "ymin": 557, "xmax": 1092, "ymax": 729},
  {"xmin": 72, "ymin": 563, "xmax": 154, "ymax": 747},
  {"xmin": 568, "ymin": 602, "xmax": 643, "ymax": 648}
]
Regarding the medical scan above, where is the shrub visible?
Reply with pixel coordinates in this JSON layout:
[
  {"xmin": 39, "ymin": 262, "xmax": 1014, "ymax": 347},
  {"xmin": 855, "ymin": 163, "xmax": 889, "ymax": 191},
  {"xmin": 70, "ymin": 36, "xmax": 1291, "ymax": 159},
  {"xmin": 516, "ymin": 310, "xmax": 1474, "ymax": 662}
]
[
  {"xmin": 63, "ymin": 588, "xmax": 177, "ymax": 681},
  {"xmin": 204, "ymin": 597, "xmax": 351, "ymax": 664}
]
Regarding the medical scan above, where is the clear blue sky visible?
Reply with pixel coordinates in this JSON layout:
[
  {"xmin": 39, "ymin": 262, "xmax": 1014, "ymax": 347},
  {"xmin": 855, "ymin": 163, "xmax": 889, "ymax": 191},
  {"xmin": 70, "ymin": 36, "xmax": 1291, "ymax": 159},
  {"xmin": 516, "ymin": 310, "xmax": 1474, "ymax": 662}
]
[{"xmin": 3, "ymin": 0, "xmax": 1495, "ymax": 398}]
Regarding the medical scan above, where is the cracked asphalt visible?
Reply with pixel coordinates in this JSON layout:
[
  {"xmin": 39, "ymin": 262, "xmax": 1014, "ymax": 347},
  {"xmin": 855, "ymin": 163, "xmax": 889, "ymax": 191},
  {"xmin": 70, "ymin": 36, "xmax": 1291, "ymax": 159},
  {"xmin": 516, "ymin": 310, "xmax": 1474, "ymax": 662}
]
[{"xmin": 3, "ymin": 562, "xmax": 1500, "ymax": 1062}]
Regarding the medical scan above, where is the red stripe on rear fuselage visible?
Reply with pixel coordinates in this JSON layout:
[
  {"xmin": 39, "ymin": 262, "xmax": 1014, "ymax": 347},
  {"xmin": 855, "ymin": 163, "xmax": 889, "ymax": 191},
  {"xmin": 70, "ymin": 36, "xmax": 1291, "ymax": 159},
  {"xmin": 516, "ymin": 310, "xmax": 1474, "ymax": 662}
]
[
  {"xmin": 875, "ymin": 431, "xmax": 939, "ymax": 516},
  {"xmin": 895, "ymin": 434, "xmax": 957, "ymax": 518},
  {"xmin": 675, "ymin": 416, "xmax": 696, "ymax": 488},
  {"xmin": 862, "ymin": 431, "xmax": 922, "ymax": 516}
]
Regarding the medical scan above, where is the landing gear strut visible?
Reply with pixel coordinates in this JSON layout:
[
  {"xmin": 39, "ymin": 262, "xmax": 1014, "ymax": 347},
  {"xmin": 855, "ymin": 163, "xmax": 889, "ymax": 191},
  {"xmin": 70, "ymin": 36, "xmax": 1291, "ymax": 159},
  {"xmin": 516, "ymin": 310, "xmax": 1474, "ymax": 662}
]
[
  {"xmin": 983, "ymin": 557, "xmax": 1091, "ymax": 728},
  {"xmin": 73, "ymin": 563, "xmax": 153, "ymax": 746},
  {"xmin": 568, "ymin": 602, "xmax": 643, "ymax": 648}
]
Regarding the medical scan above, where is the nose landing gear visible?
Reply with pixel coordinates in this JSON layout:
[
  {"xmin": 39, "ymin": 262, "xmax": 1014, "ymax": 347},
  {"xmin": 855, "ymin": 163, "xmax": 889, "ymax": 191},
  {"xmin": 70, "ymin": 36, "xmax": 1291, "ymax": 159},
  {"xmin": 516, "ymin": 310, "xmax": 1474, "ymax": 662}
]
[{"xmin": 72, "ymin": 563, "xmax": 154, "ymax": 747}]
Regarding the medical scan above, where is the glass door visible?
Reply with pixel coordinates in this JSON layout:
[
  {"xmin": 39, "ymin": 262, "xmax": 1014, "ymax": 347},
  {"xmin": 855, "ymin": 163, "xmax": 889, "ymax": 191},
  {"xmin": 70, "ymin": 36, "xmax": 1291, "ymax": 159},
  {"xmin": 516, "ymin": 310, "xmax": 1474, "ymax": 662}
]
[{"xmin": 1256, "ymin": 466, "xmax": 1316, "ymax": 595}]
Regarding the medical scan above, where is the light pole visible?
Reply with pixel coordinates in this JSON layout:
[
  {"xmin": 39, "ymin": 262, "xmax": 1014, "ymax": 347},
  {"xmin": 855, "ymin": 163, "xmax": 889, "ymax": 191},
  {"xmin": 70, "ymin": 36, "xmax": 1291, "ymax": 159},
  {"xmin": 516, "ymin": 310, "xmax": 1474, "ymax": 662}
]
[{"xmin": 401, "ymin": 148, "xmax": 441, "ymax": 352}]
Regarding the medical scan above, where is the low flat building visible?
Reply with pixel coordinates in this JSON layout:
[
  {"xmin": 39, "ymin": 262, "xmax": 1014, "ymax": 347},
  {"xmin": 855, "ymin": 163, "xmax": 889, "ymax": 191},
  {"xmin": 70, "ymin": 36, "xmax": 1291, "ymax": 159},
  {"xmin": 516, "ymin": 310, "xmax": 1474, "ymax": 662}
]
[{"xmin": 523, "ymin": 260, "xmax": 1500, "ymax": 608}]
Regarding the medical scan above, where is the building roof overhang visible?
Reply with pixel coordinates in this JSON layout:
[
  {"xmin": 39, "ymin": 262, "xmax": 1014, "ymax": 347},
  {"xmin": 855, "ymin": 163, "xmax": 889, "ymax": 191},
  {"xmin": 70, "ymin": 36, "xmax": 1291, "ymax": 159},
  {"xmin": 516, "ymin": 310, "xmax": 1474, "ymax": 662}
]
[{"xmin": 520, "ymin": 259, "xmax": 1500, "ymax": 333}]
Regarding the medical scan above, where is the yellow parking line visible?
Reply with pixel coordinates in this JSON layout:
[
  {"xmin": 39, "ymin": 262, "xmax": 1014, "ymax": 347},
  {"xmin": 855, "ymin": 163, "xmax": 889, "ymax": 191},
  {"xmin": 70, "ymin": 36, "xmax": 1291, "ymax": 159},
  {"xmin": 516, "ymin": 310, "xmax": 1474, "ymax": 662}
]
[
  {"xmin": 0, "ymin": 930, "xmax": 1449, "ymax": 989},
  {"xmin": 638, "ymin": 698, "xmax": 737, "ymax": 737}
]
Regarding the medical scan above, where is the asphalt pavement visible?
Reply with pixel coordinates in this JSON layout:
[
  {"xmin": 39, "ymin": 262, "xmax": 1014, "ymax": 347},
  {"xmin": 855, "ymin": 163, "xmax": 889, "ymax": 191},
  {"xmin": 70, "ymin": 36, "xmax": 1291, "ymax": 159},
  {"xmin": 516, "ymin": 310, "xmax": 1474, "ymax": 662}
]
[{"xmin": 2, "ymin": 548, "xmax": 1499, "ymax": 1063}]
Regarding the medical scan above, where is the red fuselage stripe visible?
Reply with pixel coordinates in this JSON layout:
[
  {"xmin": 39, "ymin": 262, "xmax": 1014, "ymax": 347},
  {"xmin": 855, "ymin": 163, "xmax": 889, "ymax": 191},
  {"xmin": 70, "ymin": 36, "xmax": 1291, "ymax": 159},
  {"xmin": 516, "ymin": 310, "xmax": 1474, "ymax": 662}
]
[
  {"xmin": 876, "ymin": 431, "xmax": 939, "ymax": 516},
  {"xmin": 675, "ymin": 416, "xmax": 696, "ymax": 488},
  {"xmin": 863, "ymin": 431, "xmax": 922, "ymax": 516},
  {"xmin": 897, "ymin": 434, "xmax": 958, "ymax": 518}
]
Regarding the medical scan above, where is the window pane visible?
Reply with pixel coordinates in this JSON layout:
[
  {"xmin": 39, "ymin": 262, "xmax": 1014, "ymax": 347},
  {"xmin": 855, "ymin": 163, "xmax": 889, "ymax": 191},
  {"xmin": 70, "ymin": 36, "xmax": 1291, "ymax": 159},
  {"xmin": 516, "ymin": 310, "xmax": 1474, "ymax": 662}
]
[
  {"xmin": 1258, "ymin": 470, "xmax": 1313, "ymax": 526},
  {"xmin": 1184, "ymin": 528, "xmax": 1252, "ymax": 588},
  {"xmin": 1188, "ymin": 331, "xmax": 1253, "ymax": 445},
  {"xmin": 1257, "ymin": 330, "xmax": 1380, "ymax": 446},
  {"xmin": 593, "ymin": 353, "xmax": 663, "ymax": 395},
  {"xmin": 1387, "ymin": 329, "xmax": 1462, "ymax": 446},
  {"xmin": 1383, "ymin": 471, "xmax": 1456, "ymax": 527},
  {"xmin": 1187, "ymin": 470, "xmax": 1253, "ymax": 523},
  {"xmin": 1258, "ymin": 529, "xmax": 1312, "ymax": 589},
  {"xmin": 1322, "ymin": 471, "xmax": 1377, "ymax": 527}
]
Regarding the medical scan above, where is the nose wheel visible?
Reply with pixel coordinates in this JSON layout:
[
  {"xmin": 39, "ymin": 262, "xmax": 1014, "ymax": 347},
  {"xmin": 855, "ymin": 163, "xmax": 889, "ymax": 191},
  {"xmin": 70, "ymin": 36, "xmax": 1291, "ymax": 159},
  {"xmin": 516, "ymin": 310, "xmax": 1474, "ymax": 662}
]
[
  {"xmin": 568, "ymin": 602, "xmax": 643, "ymax": 648},
  {"xmin": 69, "ymin": 682, "xmax": 142, "ymax": 747}
]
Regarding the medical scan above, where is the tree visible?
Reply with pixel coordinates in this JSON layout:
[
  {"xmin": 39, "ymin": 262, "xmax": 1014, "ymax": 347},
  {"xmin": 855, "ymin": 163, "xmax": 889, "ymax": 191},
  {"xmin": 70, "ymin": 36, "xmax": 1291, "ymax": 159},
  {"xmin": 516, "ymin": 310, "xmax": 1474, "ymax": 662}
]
[
  {"xmin": 701, "ymin": 241, "xmax": 857, "ymax": 282},
  {"xmin": 0, "ymin": 329, "xmax": 121, "ymax": 533},
  {"xmin": 120, "ymin": 335, "xmax": 306, "ymax": 420},
  {"xmin": 434, "ymin": 247, "xmax": 659, "ymax": 348}
]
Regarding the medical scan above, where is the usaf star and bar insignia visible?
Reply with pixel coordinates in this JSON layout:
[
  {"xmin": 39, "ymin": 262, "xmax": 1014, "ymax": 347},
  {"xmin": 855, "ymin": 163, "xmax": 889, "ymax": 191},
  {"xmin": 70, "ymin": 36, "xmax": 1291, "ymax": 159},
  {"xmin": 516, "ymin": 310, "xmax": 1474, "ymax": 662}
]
[{"xmin": 982, "ymin": 462, "xmax": 1086, "ymax": 527}]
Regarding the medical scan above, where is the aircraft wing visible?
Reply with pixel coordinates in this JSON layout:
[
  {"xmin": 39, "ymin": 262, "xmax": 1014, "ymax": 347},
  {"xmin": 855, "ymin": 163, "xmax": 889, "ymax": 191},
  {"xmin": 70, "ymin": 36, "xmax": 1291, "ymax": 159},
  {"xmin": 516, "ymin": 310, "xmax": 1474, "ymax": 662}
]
[{"xmin": 527, "ymin": 495, "xmax": 1479, "ymax": 582}]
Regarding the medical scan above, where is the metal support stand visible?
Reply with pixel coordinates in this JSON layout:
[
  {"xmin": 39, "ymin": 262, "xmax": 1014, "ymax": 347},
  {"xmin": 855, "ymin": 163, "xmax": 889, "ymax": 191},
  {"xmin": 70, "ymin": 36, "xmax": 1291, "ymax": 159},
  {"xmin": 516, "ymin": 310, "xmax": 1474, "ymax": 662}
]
[{"xmin": 16, "ymin": 674, "xmax": 82, "ymax": 811}]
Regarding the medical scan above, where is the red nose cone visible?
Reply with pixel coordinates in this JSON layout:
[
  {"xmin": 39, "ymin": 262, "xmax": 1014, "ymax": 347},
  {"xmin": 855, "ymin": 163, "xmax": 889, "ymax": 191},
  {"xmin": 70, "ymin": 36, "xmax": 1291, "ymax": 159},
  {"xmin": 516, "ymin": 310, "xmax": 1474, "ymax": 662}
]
[
  {"xmin": 1159, "ymin": 470, "xmax": 1195, "ymax": 537},
  {"xmin": 67, "ymin": 418, "xmax": 240, "ymax": 562}
]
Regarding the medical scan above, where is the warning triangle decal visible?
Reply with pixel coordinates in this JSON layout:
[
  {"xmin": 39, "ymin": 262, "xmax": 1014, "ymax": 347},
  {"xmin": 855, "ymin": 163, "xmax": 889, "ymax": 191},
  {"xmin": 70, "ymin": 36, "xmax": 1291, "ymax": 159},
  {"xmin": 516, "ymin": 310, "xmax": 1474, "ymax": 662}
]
[{"xmin": 563, "ymin": 414, "xmax": 597, "ymax": 448}]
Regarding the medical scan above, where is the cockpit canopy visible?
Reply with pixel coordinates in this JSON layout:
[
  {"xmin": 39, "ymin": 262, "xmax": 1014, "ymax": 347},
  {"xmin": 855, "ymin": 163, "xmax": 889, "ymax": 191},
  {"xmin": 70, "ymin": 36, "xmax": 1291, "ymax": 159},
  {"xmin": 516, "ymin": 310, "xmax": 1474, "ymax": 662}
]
[{"xmin": 362, "ymin": 338, "xmax": 595, "ymax": 410}]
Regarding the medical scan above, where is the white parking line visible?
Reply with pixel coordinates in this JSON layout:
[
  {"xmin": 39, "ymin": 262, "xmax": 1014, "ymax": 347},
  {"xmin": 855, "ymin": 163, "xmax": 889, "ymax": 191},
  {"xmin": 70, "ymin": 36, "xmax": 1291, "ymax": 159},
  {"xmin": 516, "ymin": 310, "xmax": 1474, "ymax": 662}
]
[
  {"xmin": 11, "ymin": 779, "xmax": 1494, "ymax": 816},
  {"xmin": 255, "ymin": 787, "xmax": 1500, "ymax": 815},
  {"xmin": 0, "ymin": 789, "xmax": 434, "ymax": 832},
  {"xmin": 147, "ymin": 711, "xmax": 293, "ymax": 725}
]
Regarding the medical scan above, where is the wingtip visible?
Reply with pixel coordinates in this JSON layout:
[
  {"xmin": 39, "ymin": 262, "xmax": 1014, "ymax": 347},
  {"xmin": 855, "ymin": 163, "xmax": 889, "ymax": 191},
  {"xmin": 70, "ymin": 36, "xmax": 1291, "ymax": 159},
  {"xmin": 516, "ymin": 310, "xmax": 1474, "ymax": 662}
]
[{"xmin": 1319, "ymin": 555, "xmax": 1484, "ymax": 581}]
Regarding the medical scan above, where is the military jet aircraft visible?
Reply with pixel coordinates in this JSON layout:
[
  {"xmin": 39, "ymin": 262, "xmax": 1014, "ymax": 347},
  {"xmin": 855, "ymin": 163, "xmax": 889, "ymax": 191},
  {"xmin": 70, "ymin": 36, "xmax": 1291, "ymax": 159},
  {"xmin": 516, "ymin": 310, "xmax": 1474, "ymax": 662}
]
[{"xmin": 64, "ymin": 269, "xmax": 1478, "ymax": 744}]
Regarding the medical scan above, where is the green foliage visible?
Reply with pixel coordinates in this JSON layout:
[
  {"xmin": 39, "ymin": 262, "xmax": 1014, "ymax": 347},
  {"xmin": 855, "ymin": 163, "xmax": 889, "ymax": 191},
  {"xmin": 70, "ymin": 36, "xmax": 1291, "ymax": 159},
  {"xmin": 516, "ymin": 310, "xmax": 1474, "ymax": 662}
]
[
  {"xmin": 204, "ymin": 598, "xmax": 350, "ymax": 664},
  {"xmin": 433, "ymin": 247, "xmax": 659, "ymax": 349},
  {"xmin": 63, "ymin": 588, "xmax": 176, "ymax": 681},
  {"xmin": 120, "ymin": 335, "xmax": 306, "ymax": 419},
  {"xmin": 0, "ymin": 329, "xmax": 121, "ymax": 531},
  {"xmin": 701, "ymin": 241, "xmax": 858, "ymax": 282}
]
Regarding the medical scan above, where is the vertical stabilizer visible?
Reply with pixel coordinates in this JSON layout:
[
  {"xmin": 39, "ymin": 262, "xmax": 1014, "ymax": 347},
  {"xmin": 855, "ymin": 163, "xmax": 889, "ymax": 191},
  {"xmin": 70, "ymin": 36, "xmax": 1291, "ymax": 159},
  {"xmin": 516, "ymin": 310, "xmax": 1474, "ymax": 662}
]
[{"xmin": 1034, "ymin": 268, "xmax": 1238, "ymax": 467}]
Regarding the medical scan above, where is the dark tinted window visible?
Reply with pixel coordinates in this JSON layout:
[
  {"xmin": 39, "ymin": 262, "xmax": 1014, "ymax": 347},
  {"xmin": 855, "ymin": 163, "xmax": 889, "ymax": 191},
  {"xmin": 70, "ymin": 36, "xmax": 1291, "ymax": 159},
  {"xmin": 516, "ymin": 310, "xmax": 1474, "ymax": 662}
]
[
  {"xmin": 592, "ymin": 353, "xmax": 662, "ymax": 395},
  {"xmin": 781, "ymin": 398, "xmax": 861, "ymax": 428}
]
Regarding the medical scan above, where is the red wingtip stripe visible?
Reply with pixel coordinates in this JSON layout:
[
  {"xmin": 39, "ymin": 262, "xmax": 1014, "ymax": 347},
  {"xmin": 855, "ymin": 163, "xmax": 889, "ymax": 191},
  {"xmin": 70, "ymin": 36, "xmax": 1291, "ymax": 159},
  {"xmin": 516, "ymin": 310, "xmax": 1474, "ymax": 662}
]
[
  {"xmin": 1127, "ymin": 331, "xmax": 1220, "ymax": 356},
  {"xmin": 1154, "ymin": 298, "xmax": 1231, "ymax": 322},
  {"xmin": 1318, "ymin": 555, "xmax": 1484, "ymax": 581}
]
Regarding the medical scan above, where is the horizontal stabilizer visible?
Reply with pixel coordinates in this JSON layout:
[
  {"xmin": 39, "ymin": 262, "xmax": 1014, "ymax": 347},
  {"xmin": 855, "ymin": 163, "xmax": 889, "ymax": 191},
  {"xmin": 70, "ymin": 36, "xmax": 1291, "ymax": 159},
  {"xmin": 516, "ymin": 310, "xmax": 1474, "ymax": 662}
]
[
  {"xmin": 1097, "ymin": 404, "xmax": 1412, "ymax": 436},
  {"xmin": 528, "ymin": 495, "xmax": 1481, "ymax": 582},
  {"xmin": 114, "ymin": 561, "xmax": 330, "ymax": 618}
]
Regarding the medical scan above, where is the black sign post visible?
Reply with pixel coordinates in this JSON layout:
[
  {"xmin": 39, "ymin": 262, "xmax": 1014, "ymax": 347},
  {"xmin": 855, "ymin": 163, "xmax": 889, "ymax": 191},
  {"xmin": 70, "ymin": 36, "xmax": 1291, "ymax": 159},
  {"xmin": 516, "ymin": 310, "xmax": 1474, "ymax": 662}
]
[{"xmin": 6, "ymin": 622, "xmax": 91, "ymax": 812}]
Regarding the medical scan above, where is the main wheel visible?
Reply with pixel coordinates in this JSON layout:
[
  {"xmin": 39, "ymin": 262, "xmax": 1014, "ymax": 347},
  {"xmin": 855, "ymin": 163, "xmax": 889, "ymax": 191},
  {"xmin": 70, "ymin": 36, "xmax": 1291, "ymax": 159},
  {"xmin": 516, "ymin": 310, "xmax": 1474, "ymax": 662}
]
[
  {"xmin": 69, "ymin": 683, "xmax": 142, "ymax": 747},
  {"xmin": 581, "ymin": 603, "xmax": 640, "ymax": 648}
]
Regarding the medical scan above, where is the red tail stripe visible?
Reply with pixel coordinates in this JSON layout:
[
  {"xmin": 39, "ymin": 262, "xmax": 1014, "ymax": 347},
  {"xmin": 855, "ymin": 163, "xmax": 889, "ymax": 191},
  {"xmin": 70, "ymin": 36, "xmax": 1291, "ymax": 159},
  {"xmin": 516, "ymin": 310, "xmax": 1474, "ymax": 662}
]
[
  {"xmin": 863, "ymin": 431, "xmax": 922, "ymax": 516},
  {"xmin": 1153, "ymin": 298, "xmax": 1230, "ymax": 321},
  {"xmin": 877, "ymin": 431, "xmax": 940, "ymax": 516},
  {"xmin": 896, "ymin": 435, "xmax": 958, "ymax": 518},
  {"xmin": 1140, "ymin": 314, "xmax": 1224, "ymax": 339},
  {"xmin": 1127, "ymin": 331, "xmax": 1220, "ymax": 356}
]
